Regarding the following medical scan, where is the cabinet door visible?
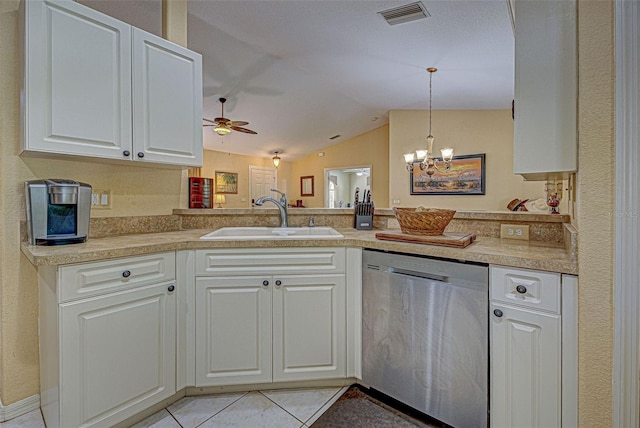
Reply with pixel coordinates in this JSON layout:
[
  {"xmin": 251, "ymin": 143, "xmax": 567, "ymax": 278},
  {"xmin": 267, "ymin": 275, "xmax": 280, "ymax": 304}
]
[
  {"xmin": 59, "ymin": 281, "xmax": 176, "ymax": 428},
  {"xmin": 490, "ymin": 302, "xmax": 561, "ymax": 428},
  {"xmin": 132, "ymin": 28, "xmax": 203, "ymax": 167},
  {"xmin": 195, "ymin": 276, "xmax": 272, "ymax": 386},
  {"xmin": 23, "ymin": 0, "xmax": 132, "ymax": 159},
  {"xmin": 273, "ymin": 274, "xmax": 346, "ymax": 382},
  {"xmin": 513, "ymin": 0, "xmax": 577, "ymax": 180}
]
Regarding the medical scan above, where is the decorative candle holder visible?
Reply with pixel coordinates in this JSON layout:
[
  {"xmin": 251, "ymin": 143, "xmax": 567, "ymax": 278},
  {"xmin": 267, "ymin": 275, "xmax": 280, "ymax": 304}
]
[{"xmin": 545, "ymin": 180, "xmax": 563, "ymax": 214}]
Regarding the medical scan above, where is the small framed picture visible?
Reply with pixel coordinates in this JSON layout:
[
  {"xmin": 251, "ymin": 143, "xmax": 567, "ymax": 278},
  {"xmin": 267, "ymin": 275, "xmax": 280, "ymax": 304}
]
[{"xmin": 215, "ymin": 171, "xmax": 238, "ymax": 194}]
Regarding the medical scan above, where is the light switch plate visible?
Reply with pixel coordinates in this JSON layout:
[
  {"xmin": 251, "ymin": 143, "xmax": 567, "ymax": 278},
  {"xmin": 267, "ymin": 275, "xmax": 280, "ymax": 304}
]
[
  {"xmin": 91, "ymin": 189, "xmax": 111, "ymax": 209},
  {"xmin": 500, "ymin": 224, "xmax": 530, "ymax": 240}
]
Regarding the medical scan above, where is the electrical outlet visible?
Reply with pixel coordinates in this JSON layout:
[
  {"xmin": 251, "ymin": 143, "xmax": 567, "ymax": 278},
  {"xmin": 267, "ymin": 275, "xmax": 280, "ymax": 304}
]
[
  {"xmin": 500, "ymin": 224, "xmax": 530, "ymax": 240},
  {"xmin": 393, "ymin": 199, "xmax": 401, "ymax": 205},
  {"xmin": 91, "ymin": 189, "xmax": 111, "ymax": 209}
]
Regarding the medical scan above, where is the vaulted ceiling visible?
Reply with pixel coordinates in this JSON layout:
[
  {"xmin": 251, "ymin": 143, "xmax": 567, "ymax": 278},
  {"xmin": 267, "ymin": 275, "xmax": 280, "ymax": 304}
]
[{"xmin": 79, "ymin": 0, "xmax": 515, "ymax": 161}]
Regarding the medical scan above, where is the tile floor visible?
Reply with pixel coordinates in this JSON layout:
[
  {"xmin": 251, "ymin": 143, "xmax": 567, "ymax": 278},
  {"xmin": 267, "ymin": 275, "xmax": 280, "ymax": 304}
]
[{"xmin": 0, "ymin": 386, "xmax": 347, "ymax": 428}]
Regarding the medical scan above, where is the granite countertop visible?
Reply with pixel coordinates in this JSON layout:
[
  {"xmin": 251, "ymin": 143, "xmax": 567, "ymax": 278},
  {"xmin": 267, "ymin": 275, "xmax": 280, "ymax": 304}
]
[{"xmin": 21, "ymin": 227, "xmax": 577, "ymax": 274}]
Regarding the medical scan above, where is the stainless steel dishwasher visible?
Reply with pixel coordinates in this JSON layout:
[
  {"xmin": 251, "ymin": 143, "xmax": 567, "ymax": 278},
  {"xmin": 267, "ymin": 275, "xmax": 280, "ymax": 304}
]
[{"xmin": 362, "ymin": 249, "xmax": 489, "ymax": 428}]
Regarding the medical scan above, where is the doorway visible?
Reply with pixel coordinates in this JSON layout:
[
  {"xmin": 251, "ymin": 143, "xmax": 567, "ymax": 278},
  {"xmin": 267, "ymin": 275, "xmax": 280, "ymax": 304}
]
[{"xmin": 249, "ymin": 166, "xmax": 277, "ymax": 206}]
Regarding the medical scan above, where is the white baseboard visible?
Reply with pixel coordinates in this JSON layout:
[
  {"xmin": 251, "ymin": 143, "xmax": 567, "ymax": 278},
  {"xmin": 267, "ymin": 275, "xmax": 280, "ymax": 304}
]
[{"xmin": 0, "ymin": 394, "xmax": 41, "ymax": 422}]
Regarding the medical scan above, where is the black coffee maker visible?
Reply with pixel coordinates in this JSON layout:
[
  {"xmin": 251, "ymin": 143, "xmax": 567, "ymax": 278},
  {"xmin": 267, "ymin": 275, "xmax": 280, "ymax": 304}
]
[{"xmin": 25, "ymin": 179, "xmax": 92, "ymax": 245}]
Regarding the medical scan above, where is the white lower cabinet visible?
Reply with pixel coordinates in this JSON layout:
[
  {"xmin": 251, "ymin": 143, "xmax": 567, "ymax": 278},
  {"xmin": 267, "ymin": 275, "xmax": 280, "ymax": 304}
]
[
  {"xmin": 195, "ymin": 275, "xmax": 272, "ymax": 386},
  {"xmin": 490, "ymin": 302, "xmax": 561, "ymax": 428},
  {"xmin": 39, "ymin": 252, "xmax": 177, "ymax": 428},
  {"xmin": 194, "ymin": 248, "xmax": 347, "ymax": 387},
  {"xmin": 273, "ymin": 274, "xmax": 346, "ymax": 382},
  {"xmin": 490, "ymin": 266, "xmax": 577, "ymax": 428}
]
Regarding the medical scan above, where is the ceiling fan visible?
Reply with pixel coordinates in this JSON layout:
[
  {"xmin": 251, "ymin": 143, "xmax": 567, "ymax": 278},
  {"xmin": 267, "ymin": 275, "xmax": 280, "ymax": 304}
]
[{"xmin": 203, "ymin": 97, "xmax": 257, "ymax": 136}]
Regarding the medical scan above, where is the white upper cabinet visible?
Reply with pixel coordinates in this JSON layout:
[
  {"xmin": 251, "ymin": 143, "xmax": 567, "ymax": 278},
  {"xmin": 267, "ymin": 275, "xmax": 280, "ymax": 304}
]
[
  {"xmin": 21, "ymin": 0, "xmax": 203, "ymax": 168},
  {"xmin": 22, "ymin": 0, "xmax": 133, "ymax": 159},
  {"xmin": 132, "ymin": 28, "xmax": 202, "ymax": 166},
  {"xmin": 513, "ymin": 0, "xmax": 577, "ymax": 181}
]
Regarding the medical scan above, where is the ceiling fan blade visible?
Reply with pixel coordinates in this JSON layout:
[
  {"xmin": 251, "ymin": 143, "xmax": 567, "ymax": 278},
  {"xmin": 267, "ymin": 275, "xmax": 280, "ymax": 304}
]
[
  {"xmin": 203, "ymin": 117, "xmax": 217, "ymax": 124},
  {"xmin": 228, "ymin": 120, "xmax": 249, "ymax": 127},
  {"xmin": 203, "ymin": 124, "xmax": 217, "ymax": 127},
  {"xmin": 230, "ymin": 126, "xmax": 257, "ymax": 135}
]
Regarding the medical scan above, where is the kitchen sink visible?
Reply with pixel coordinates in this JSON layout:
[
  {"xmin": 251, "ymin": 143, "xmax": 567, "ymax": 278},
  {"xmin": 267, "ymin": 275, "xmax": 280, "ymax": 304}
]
[{"xmin": 199, "ymin": 227, "xmax": 344, "ymax": 240}]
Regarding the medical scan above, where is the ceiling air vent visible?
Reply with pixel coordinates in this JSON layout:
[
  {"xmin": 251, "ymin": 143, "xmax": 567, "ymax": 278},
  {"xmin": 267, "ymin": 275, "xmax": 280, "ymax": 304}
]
[{"xmin": 378, "ymin": 2, "xmax": 430, "ymax": 26}]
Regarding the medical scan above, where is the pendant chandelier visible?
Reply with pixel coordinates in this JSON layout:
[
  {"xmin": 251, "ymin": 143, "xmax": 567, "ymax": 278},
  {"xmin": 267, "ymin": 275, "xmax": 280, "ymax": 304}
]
[
  {"xmin": 272, "ymin": 151, "xmax": 281, "ymax": 169},
  {"xmin": 403, "ymin": 68, "xmax": 454, "ymax": 176}
]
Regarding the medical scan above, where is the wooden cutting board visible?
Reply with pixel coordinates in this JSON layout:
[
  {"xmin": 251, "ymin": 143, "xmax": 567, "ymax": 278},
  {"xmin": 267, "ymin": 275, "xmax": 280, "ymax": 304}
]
[{"xmin": 375, "ymin": 231, "xmax": 477, "ymax": 248}]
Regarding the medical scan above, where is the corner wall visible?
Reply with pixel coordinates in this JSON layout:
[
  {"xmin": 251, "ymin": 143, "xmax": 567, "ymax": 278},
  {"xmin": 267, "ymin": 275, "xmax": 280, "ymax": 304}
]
[
  {"xmin": 576, "ymin": 1, "xmax": 615, "ymax": 425},
  {"xmin": 389, "ymin": 109, "xmax": 543, "ymax": 210}
]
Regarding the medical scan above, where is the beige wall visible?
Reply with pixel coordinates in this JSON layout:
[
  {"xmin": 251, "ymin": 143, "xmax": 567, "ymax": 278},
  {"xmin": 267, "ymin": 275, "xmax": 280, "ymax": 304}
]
[
  {"xmin": 576, "ymin": 1, "xmax": 615, "ymax": 425},
  {"xmin": 200, "ymin": 150, "xmax": 292, "ymax": 208},
  {"xmin": 390, "ymin": 109, "xmax": 544, "ymax": 210},
  {"xmin": 0, "ymin": 0, "xmax": 187, "ymax": 404},
  {"xmin": 291, "ymin": 125, "xmax": 390, "ymax": 208}
]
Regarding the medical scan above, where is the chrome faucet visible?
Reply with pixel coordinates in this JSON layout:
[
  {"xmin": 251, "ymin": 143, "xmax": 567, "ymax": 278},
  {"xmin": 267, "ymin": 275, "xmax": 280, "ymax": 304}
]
[{"xmin": 255, "ymin": 189, "xmax": 288, "ymax": 227}]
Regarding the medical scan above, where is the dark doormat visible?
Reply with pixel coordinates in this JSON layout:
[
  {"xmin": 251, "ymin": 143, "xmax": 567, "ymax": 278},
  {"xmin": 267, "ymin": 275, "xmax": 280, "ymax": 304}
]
[{"xmin": 311, "ymin": 385, "xmax": 445, "ymax": 428}]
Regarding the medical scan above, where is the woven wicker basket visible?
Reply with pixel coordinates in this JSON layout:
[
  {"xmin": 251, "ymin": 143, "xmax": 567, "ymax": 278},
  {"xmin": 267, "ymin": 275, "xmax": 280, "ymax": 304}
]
[{"xmin": 393, "ymin": 207, "xmax": 456, "ymax": 236}]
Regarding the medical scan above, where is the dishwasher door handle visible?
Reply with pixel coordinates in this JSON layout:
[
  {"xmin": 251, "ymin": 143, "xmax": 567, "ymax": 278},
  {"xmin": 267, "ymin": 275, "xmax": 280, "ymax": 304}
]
[{"xmin": 387, "ymin": 267, "xmax": 449, "ymax": 283}]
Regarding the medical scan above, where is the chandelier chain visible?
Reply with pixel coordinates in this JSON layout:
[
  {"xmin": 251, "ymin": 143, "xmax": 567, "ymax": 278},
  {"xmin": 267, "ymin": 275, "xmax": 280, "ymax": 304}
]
[{"xmin": 429, "ymin": 70, "xmax": 432, "ymax": 137}]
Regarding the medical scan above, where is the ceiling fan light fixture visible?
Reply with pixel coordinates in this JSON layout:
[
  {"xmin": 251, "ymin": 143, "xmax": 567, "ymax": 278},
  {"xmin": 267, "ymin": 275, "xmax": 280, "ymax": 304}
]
[
  {"xmin": 214, "ymin": 125, "xmax": 231, "ymax": 136},
  {"xmin": 203, "ymin": 97, "xmax": 257, "ymax": 136}
]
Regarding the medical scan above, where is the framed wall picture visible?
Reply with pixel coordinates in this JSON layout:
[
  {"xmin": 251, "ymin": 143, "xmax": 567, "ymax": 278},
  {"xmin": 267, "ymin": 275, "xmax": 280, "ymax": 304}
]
[
  {"xmin": 300, "ymin": 176, "xmax": 314, "ymax": 196},
  {"xmin": 410, "ymin": 153, "xmax": 486, "ymax": 195},
  {"xmin": 215, "ymin": 171, "xmax": 238, "ymax": 194}
]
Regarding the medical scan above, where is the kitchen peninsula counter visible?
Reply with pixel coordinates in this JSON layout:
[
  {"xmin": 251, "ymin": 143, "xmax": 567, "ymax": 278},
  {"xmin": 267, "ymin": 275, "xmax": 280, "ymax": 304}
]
[{"xmin": 21, "ymin": 226, "xmax": 577, "ymax": 274}]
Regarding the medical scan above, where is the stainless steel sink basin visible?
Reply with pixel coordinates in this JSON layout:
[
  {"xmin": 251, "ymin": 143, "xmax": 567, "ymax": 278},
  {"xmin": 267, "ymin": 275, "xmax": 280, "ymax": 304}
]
[{"xmin": 199, "ymin": 227, "xmax": 344, "ymax": 240}]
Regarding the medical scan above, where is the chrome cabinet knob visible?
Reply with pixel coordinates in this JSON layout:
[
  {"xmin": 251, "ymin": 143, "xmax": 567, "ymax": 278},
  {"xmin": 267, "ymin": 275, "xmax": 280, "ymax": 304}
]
[
  {"xmin": 262, "ymin": 280, "xmax": 269, "ymax": 287},
  {"xmin": 123, "ymin": 150, "xmax": 131, "ymax": 157},
  {"xmin": 122, "ymin": 270, "xmax": 131, "ymax": 278},
  {"xmin": 493, "ymin": 309, "xmax": 504, "ymax": 318},
  {"xmin": 516, "ymin": 285, "xmax": 527, "ymax": 294},
  {"xmin": 168, "ymin": 285, "xmax": 175, "ymax": 292},
  {"xmin": 137, "ymin": 152, "xmax": 144, "ymax": 158},
  {"xmin": 275, "ymin": 280, "xmax": 282, "ymax": 286}
]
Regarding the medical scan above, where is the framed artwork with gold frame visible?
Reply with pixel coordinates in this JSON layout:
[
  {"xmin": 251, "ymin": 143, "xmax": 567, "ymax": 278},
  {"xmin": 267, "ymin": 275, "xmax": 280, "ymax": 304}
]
[
  {"xmin": 215, "ymin": 171, "xmax": 238, "ymax": 194},
  {"xmin": 410, "ymin": 154, "xmax": 486, "ymax": 195}
]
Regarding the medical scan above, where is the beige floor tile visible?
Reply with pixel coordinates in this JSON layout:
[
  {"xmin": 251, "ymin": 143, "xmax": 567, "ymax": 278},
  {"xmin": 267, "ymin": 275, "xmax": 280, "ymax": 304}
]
[
  {"xmin": 305, "ymin": 386, "xmax": 349, "ymax": 426},
  {"xmin": 167, "ymin": 392, "xmax": 246, "ymax": 428},
  {"xmin": 261, "ymin": 387, "xmax": 342, "ymax": 423},
  {"xmin": 0, "ymin": 409, "xmax": 45, "ymax": 428},
  {"xmin": 129, "ymin": 409, "xmax": 181, "ymax": 428},
  {"xmin": 198, "ymin": 391, "xmax": 303, "ymax": 428}
]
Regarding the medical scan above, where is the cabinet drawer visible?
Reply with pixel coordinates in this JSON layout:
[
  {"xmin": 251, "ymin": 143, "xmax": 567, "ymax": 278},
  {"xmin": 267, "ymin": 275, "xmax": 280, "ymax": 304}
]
[
  {"xmin": 196, "ymin": 248, "xmax": 345, "ymax": 276},
  {"xmin": 59, "ymin": 252, "xmax": 175, "ymax": 303},
  {"xmin": 490, "ymin": 266, "xmax": 560, "ymax": 313}
]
